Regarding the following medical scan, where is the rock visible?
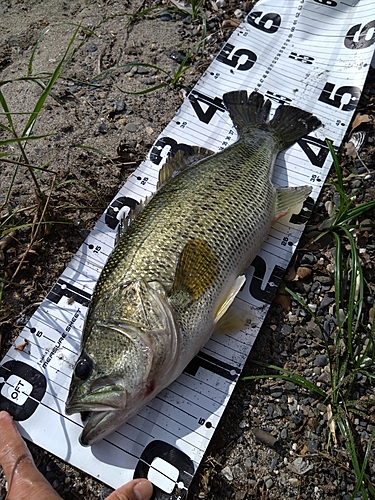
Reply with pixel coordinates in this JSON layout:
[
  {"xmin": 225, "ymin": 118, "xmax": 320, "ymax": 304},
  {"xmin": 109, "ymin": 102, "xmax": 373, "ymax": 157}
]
[
  {"xmin": 314, "ymin": 354, "xmax": 328, "ymax": 367},
  {"xmin": 307, "ymin": 440, "xmax": 319, "ymax": 453},
  {"xmin": 221, "ymin": 465, "xmax": 233, "ymax": 481},
  {"xmin": 270, "ymin": 386, "xmax": 283, "ymax": 398},
  {"xmin": 281, "ymin": 324, "xmax": 293, "ymax": 336},
  {"xmin": 315, "ymin": 275, "xmax": 333, "ymax": 286},
  {"xmin": 317, "ymin": 371, "xmax": 331, "ymax": 384},
  {"xmin": 306, "ymin": 320, "xmax": 322, "ymax": 339},
  {"xmin": 244, "ymin": 457, "xmax": 252, "ymax": 469},
  {"xmin": 85, "ymin": 42, "xmax": 98, "ymax": 52},
  {"xmin": 125, "ymin": 122, "xmax": 137, "ymax": 132},
  {"xmin": 136, "ymin": 66, "xmax": 149, "ymax": 74},
  {"xmin": 319, "ymin": 294, "xmax": 335, "ymax": 309},
  {"xmin": 287, "ymin": 457, "xmax": 314, "ymax": 475},
  {"xmin": 296, "ymin": 266, "xmax": 312, "ymax": 280},
  {"xmin": 114, "ymin": 101, "xmax": 125, "ymax": 112},
  {"xmin": 160, "ymin": 11, "xmax": 172, "ymax": 21},
  {"xmin": 263, "ymin": 477, "xmax": 274, "ymax": 489},
  {"xmin": 280, "ymin": 428, "xmax": 288, "ymax": 439},
  {"xmin": 301, "ymin": 253, "xmax": 315, "ymax": 266},
  {"xmin": 252, "ymin": 428, "xmax": 277, "ymax": 448},
  {"xmin": 170, "ymin": 51, "xmax": 186, "ymax": 63}
]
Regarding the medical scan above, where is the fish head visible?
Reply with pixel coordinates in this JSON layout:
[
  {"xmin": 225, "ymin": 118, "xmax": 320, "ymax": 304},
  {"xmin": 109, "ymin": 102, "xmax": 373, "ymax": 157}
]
[{"xmin": 65, "ymin": 280, "xmax": 180, "ymax": 446}]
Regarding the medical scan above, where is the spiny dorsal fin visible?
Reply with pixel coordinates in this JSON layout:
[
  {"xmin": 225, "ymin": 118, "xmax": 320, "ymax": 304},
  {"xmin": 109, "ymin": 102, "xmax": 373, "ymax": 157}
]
[
  {"xmin": 172, "ymin": 239, "xmax": 218, "ymax": 301},
  {"xmin": 115, "ymin": 196, "xmax": 151, "ymax": 245},
  {"xmin": 157, "ymin": 146, "xmax": 215, "ymax": 189}
]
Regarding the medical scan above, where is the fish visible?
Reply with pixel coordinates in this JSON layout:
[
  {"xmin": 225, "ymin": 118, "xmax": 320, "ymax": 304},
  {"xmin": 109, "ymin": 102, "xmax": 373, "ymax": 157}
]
[{"xmin": 65, "ymin": 90, "xmax": 322, "ymax": 446}]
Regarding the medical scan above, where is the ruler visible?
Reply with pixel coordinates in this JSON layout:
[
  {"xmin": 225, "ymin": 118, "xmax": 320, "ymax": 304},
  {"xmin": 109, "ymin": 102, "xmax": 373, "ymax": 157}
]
[{"xmin": 1, "ymin": 1, "xmax": 375, "ymax": 498}]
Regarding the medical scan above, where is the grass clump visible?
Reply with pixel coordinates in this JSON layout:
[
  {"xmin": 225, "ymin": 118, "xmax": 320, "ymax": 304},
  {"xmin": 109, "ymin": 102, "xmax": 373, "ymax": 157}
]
[{"xmin": 244, "ymin": 141, "xmax": 375, "ymax": 499}]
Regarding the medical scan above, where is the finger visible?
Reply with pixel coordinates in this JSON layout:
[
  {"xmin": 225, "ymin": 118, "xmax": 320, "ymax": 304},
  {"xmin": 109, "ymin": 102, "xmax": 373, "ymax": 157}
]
[
  {"xmin": 106, "ymin": 478, "xmax": 153, "ymax": 500},
  {"xmin": 0, "ymin": 411, "xmax": 61, "ymax": 500}
]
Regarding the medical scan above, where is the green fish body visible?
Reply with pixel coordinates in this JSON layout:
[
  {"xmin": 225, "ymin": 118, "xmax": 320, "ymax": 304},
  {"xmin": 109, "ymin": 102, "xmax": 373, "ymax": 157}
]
[{"xmin": 65, "ymin": 91, "xmax": 321, "ymax": 446}]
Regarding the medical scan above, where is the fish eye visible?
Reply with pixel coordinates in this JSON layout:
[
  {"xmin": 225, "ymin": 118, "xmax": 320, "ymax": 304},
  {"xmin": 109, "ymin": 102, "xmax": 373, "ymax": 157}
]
[{"xmin": 74, "ymin": 356, "xmax": 93, "ymax": 380}]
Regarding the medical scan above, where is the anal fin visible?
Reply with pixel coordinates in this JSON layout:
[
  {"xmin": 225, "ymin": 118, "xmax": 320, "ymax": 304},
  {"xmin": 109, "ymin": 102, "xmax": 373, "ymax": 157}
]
[{"xmin": 274, "ymin": 185, "xmax": 312, "ymax": 221}]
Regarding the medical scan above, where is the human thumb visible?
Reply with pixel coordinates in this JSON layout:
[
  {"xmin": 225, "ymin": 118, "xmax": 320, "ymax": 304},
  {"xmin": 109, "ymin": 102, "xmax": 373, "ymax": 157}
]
[{"xmin": 106, "ymin": 478, "xmax": 153, "ymax": 500}]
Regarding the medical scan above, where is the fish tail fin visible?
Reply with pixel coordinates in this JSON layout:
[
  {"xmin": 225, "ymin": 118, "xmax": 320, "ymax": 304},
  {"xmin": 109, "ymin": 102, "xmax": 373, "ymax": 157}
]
[
  {"xmin": 223, "ymin": 90, "xmax": 271, "ymax": 132},
  {"xmin": 223, "ymin": 90, "xmax": 322, "ymax": 150}
]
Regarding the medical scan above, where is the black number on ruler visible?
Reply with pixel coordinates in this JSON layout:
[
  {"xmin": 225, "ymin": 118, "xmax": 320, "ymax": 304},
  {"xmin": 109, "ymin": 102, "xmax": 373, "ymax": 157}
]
[
  {"xmin": 47, "ymin": 278, "xmax": 91, "ymax": 307},
  {"xmin": 105, "ymin": 196, "xmax": 139, "ymax": 229},
  {"xmin": 289, "ymin": 52, "xmax": 314, "ymax": 64},
  {"xmin": 249, "ymin": 256, "xmax": 285, "ymax": 304},
  {"xmin": 318, "ymin": 82, "xmax": 361, "ymax": 112},
  {"xmin": 0, "ymin": 360, "xmax": 46, "ymax": 421},
  {"xmin": 150, "ymin": 137, "xmax": 194, "ymax": 165},
  {"xmin": 264, "ymin": 91, "xmax": 292, "ymax": 105},
  {"xmin": 298, "ymin": 136, "xmax": 333, "ymax": 168},
  {"xmin": 313, "ymin": 0, "xmax": 337, "ymax": 6},
  {"xmin": 184, "ymin": 351, "xmax": 240, "ymax": 381},
  {"xmin": 289, "ymin": 196, "xmax": 315, "ymax": 225},
  {"xmin": 217, "ymin": 43, "xmax": 257, "ymax": 71},
  {"xmin": 134, "ymin": 440, "xmax": 194, "ymax": 500},
  {"xmin": 246, "ymin": 11, "xmax": 281, "ymax": 33},
  {"xmin": 344, "ymin": 20, "xmax": 375, "ymax": 50},
  {"xmin": 188, "ymin": 91, "xmax": 226, "ymax": 124}
]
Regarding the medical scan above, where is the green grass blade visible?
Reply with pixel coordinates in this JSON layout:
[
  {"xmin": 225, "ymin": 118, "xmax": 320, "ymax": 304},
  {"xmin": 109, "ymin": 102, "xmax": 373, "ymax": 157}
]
[
  {"xmin": 22, "ymin": 26, "xmax": 80, "ymax": 138},
  {"xmin": 243, "ymin": 360, "xmax": 328, "ymax": 398},
  {"xmin": 0, "ymin": 134, "xmax": 54, "ymax": 146}
]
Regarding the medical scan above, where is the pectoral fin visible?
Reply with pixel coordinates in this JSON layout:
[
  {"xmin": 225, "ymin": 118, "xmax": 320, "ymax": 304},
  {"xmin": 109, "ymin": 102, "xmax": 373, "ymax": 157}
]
[
  {"xmin": 172, "ymin": 239, "xmax": 218, "ymax": 301},
  {"xmin": 214, "ymin": 275, "xmax": 246, "ymax": 324},
  {"xmin": 274, "ymin": 185, "xmax": 312, "ymax": 221}
]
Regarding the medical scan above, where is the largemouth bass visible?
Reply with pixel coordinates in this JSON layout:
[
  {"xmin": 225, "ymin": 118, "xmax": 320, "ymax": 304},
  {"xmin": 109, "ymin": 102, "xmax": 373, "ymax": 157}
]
[{"xmin": 65, "ymin": 90, "xmax": 321, "ymax": 446}]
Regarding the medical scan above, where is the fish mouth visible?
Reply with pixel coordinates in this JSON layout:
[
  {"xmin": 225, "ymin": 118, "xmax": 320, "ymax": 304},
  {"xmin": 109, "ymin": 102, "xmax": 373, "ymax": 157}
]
[{"xmin": 78, "ymin": 409, "xmax": 120, "ymax": 446}]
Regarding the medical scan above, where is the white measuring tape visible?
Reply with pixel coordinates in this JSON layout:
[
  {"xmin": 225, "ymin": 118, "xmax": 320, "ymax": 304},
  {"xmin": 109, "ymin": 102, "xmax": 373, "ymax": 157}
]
[{"xmin": 1, "ymin": 1, "xmax": 375, "ymax": 498}]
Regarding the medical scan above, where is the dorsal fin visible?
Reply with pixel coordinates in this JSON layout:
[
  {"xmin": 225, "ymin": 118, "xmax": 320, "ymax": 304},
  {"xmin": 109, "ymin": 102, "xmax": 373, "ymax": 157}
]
[
  {"xmin": 157, "ymin": 146, "xmax": 215, "ymax": 189},
  {"xmin": 115, "ymin": 197, "xmax": 151, "ymax": 245}
]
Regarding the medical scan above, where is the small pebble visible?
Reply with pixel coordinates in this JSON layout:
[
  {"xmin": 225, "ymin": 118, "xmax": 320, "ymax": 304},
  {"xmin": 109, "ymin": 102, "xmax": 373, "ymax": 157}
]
[
  {"xmin": 221, "ymin": 465, "xmax": 233, "ymax": 481},
  {"xmin": 264, "ymin": 477, "xmax": 274, "ymax": 489},
  {"xmin": 136, "ymin": 66, "xmax": 149, "ymax": 74},
  {"xmin": 314, "ymin": 354, "xmax": 328, "ymax": 367},
  {"xmin": 301, "ymin": 253, "xmax": 315, "ymax": 265},
  {"xmin": 160, "ymin": 11, "xmax": 172, "ymax": 21},
  {"xmin": 280, "ymin": 428, "xmax": 288, "ymax": 439},
  {"xmin": 125, "ymin": 123, "xmax": 137, "ymax": 132},
  {"xmin": 319, "ymin": 294, "xmax": 335, "ymax": 309},
  {"xmin": 270, "ymin": 386, "xmax": 283, "ymax": 398},
  {"xmin": 114, "ymin": 100, "xmax": 125, "ymax": 112},
  {"xmin": 315, "ymin": 275, "xmax": 333, "ymax": 286},
  {"xmin": 85, "ymin": 42, "xmax": 98, "ymax": 52}
]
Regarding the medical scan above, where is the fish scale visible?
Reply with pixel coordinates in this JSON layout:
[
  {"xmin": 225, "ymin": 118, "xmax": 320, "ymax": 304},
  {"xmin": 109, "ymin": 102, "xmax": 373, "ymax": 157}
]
[{"xmin": 65, "ymin": 90, "xmax": 321, "ymax": 446}]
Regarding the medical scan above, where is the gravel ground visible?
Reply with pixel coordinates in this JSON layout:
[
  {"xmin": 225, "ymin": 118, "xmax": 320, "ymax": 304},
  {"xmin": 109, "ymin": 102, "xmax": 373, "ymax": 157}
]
[{"xmin": 1, "ymin": 0, "xmax": 375, "ymax": 499}]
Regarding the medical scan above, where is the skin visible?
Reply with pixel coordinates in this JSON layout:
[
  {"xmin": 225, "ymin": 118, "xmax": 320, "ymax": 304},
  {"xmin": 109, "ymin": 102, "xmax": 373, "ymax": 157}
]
[{"xmin": 0, "ymin": 411, "xmax": 153, "ymax": 500}]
